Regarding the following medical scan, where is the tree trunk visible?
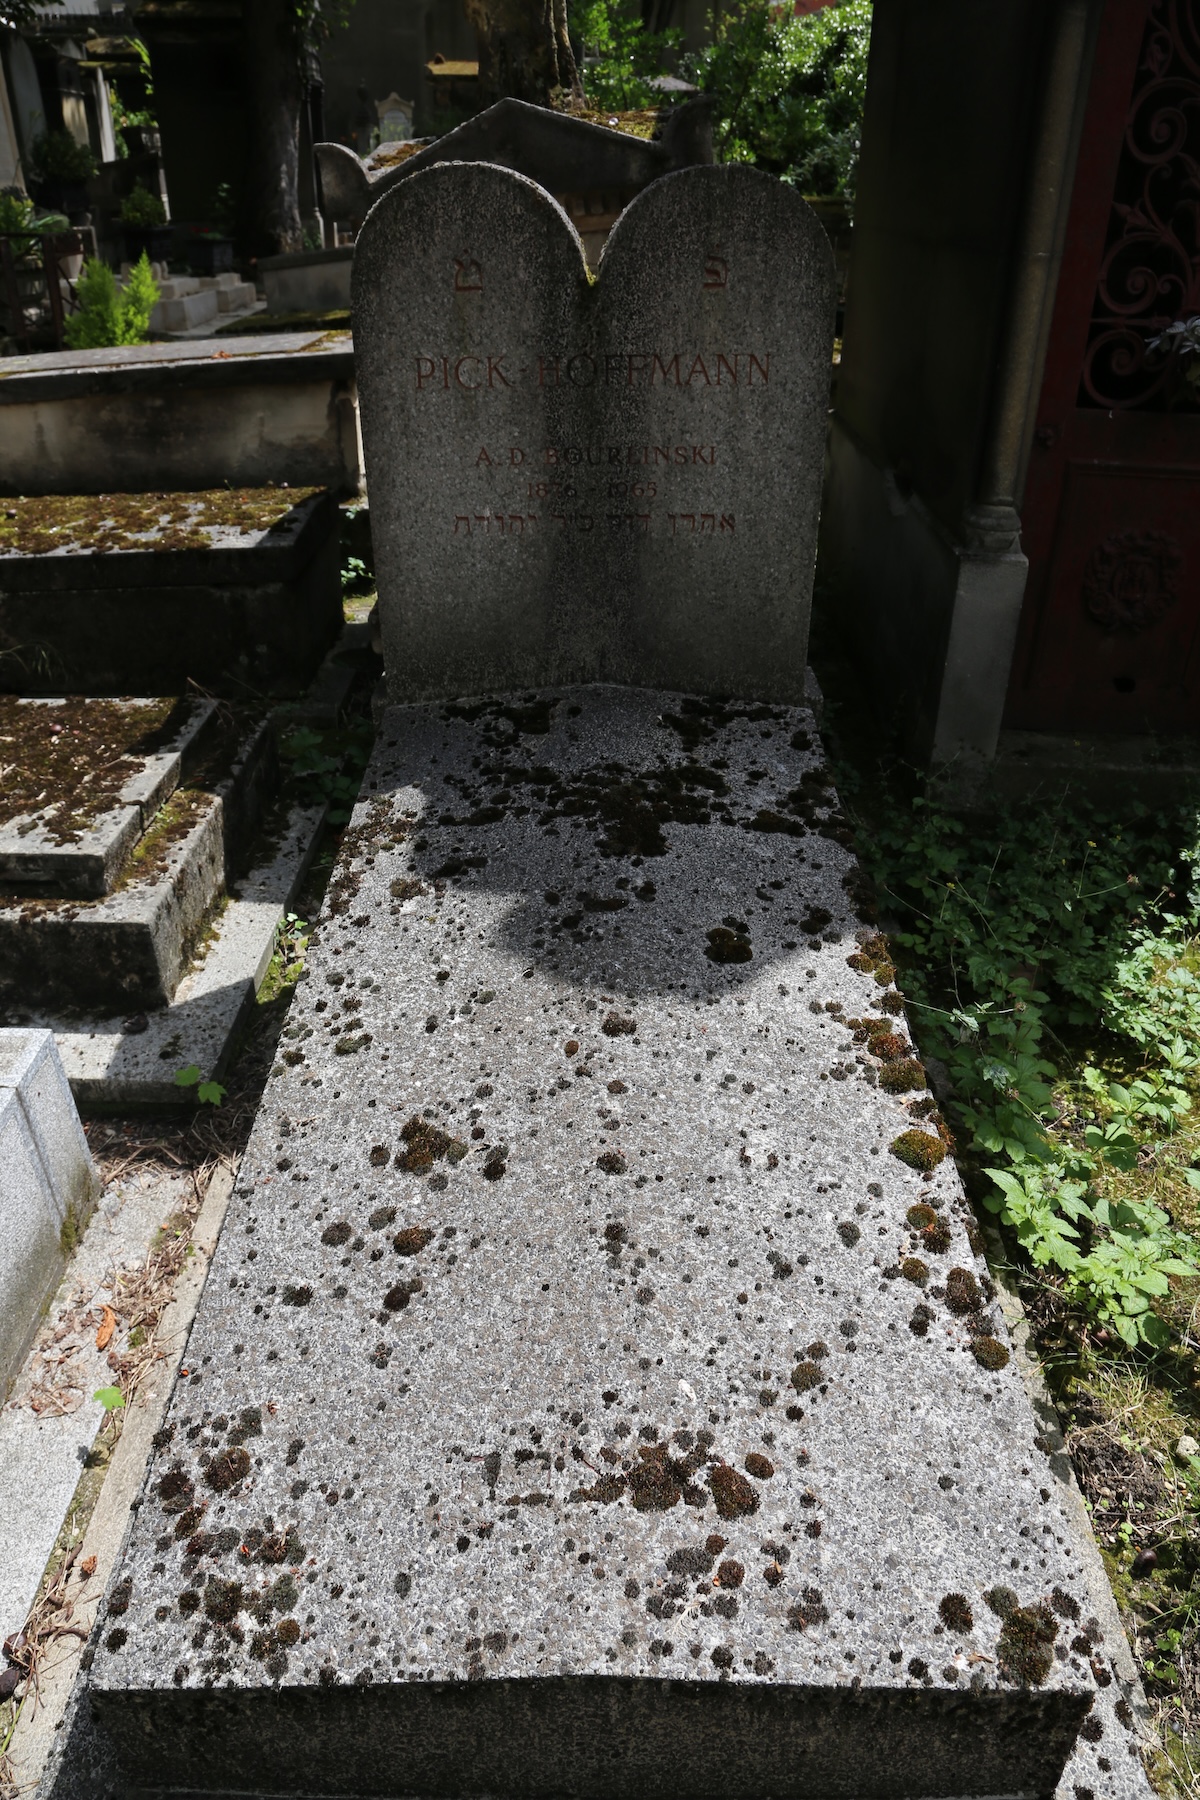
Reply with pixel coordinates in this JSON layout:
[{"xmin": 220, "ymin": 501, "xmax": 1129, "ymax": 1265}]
[
  {"xmin": 462, "ymin": 0, "xmax": 584, "ymax": 109},
  {"xmin": 242, "ymin": 0, "xmax": 305, "ymax": 256}
]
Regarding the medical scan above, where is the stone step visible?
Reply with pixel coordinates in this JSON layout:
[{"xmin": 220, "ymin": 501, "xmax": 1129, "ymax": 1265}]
[
  {"xmin": 151, "ymin": 289, "xmax": 219, "ymax": 333},
  {"xmin": 0, "ymin": 720, "xmax": 274, "ymax": 1014},
  {"xmin": 47, "ymin": 797, "xmax": 327, "ymax": 1108},
  {"xmin": 88, "ymin": 686, "xmax": 1105, "ymax": 1800},
  {"xmin": 0, "ymin": 696, "xmax": 216, "ymax": 897},
  {"xmin": 0, "ymin": 489, "xmax": 342, "ymax": 700},
  {"xmin": 215, "ymin": 281, "xmax": 258, "ymax": 314}
]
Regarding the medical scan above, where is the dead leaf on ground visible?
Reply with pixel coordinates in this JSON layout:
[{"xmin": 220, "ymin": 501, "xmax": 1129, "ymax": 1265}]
[
  {"xmin": 79, "ymin": 1556, "xmax": 96, "ymax": 1578},
  {"xmin": 95, "ymin": 1306, "xmax": 116, "ymax": 1351}
]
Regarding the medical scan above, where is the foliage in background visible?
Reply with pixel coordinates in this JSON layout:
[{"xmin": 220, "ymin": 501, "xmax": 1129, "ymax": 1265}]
[
  {"xmin": 0, "ymin": 190, "xmax": 34, "ymax": 233},
  {"xmin": 848, "ymin": 788, "xmax": 1200, "ymax": 1348},
  {"xmin": 684, "ymin": 0, "xmax": 872, "ymax": 197},
  {"xmin": 0, "ymin": 193, "xmax": 71, "ymax": 236},
  {"xmin": 118, "ymin": 181, "xmax": 167, "ymax": 228},
  {"xmin": 570, "ymin": 0, "xmax": 681, "ymax": 110},
  {"xmin": 63, "ymin": 254, "xmax": 159, "ymax": 350},
  {"xmin": 109, "ymin": 94, "xmax": 159, "ymax": 160},
  {"xmin": 29, "ymin": 129, "xmax": 98, "ymax": 186}
]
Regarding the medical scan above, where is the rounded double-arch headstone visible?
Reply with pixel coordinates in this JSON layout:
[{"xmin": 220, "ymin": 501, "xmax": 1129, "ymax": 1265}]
[{"xmin": 353, "ymin": 160, "xmax": 836, "ymax": 703}]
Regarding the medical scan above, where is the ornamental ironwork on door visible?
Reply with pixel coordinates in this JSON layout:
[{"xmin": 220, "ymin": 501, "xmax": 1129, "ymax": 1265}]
[
  {"xmin": 1005, "ymin": 0, "xmax": 1200, "ymax": 735},
  {"xmin": 1082, "ymin": 0, "xmax": 1200, "ymax": 411}
]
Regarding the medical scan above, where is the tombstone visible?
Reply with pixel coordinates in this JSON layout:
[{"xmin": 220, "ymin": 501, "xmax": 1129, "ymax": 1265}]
[
  {"xmin": 354, "ymin": 161, "xmax": 834, "ymax": 702},
  {"xmin": 82, "ymin": 162, "xmax": 1123, "ymax": 1800},
  {"xmin": 375, "ymin": 92, "xmax": 414, "ymax": 142},
  {"xmin": 315, "ymin": 96, "xmax": 715, "ymax": 234}
]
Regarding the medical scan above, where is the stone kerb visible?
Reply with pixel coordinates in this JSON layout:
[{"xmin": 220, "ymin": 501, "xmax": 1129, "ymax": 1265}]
[
  {"xmin": 353, "ymin": 161, "xmax": 835, "ymax": 705},
  {"xmin": 0, "ymin": 1029, "xmax": 99, "ymax": 1396}
]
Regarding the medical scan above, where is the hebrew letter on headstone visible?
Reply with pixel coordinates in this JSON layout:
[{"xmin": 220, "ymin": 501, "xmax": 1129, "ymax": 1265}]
[{"xmin": 354, "ymin": 160, "xmax": 835, "ymax": 702}]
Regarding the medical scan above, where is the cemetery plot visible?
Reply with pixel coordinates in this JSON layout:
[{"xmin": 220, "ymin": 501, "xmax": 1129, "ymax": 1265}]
[
  {"xmin": 89, "ymin": 687, "xmax": 1115, "ymax": 1800},
  {"xmin": 0, "ymin": 489, "xmax": 343, "ymax": 698}
]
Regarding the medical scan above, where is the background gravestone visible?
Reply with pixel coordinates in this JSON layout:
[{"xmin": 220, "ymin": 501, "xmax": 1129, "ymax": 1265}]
[{"xmin": 353, "ymin": 161, "xmax": 835, "ymax": 703}]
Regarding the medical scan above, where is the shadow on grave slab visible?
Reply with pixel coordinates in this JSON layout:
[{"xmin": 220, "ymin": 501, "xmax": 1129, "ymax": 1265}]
[{"xmin": 361, "ymin": 686, "xmax": 864, "ymax": 1003}]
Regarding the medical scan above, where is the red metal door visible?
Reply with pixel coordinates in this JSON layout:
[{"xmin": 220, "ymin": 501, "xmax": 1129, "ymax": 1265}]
[{"xmin": 1006, "ymin": 0, "xmax": 1200, "ymax": 735}]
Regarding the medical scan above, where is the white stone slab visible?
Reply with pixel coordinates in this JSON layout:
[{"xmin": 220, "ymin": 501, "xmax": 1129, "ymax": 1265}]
[
  {"xmin": 152, "ymin": 289, "xmax": 219, "ymax": 333},
  {"xmin": 0, "ymin": 1159, "xmax": 195, "ymax": 1652},
  {"xmin": 0, "ymin": 1030, "xmax": 99, "ymax": 1398},
  {"xmin": 47, "ymin": 801, "xmax": 326, "ymax": 1107},
  {"xmin": 216, "ymin": 281, "xmax": 258, "ymax": 314}
]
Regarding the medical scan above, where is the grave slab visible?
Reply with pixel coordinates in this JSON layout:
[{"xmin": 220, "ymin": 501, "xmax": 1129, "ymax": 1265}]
[
  {"xmin": 0, "ymin": 336, "xmax": 361, "ymax": 505},
  {"xmin": 353, "ymin": 162, "xmax": 835, "ymax": 705},
  {"xmin": 0, "ymin": 490, "xmax": 342, "ymax": 698},
  {"xmin": 0, "ymin": 696, "xmax": 216, "ymax": 896},
  {"xmin": 0, "ymin": 1029, "xmax": 99, "ymax": 1397},
  {"xmin": 89, "ymin": 686, "xmax": 1105, "ymax": 1800},
  {"xmin": 0, "ymin": 718, "xmax": 274, "ymax": 1014},
  {"xmin": 45, "ymin": 798, "xmax": 326, "ymax": 1108}
]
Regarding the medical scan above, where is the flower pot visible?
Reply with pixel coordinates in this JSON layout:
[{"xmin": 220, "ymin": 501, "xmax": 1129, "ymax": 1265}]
[
  {"xmin": 186, "ymin": 236, "xmax": 234, "ymax": 276},
  {"xmin": 123, "ymin": 225, "xmax": 173, "ymax": 265}
]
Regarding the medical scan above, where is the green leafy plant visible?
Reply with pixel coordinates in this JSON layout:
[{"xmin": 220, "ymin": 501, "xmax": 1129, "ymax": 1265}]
[
  {"xmin": 281, "ymin": 720, "xmax": 373, "ymax": 827},
  {"xmin": 29, "ymin": 129, "xmax": 98, "ymax": 186},
  {"xmin": 118, "ymin": 180, "xmax": 166, "ymax": 228},
  {"xmin": 109, "ymin": 92, "xmax": 157, "ymax": 159},
  {"xmin": 63, "ymin": 253, "xmax": 159, "ymax": 349},
  {"xmin": 569, "ymin": 0, "xmax": 681, "ymax": 110},
  {"xmin": 0, "ymin": 189, "xmax": 34, "ymax": 233},
  {"xmin": 851, "ymin": 789, "xmax": 1200, "ymax": 1348},
  {"xmin": 341, "ymin": 552, "xmax": 371, "ymax": 595},
  {"xmin": 173, "ymin": 1064, "xmax": 226, "ymax": 1106},
  {"xmin": 93, "ymin": 1385, "xmax": 125, "ymax": 1413},
  {"xmin": 683, "ymin": 0, "xmax": 873, "ymax": 197}
]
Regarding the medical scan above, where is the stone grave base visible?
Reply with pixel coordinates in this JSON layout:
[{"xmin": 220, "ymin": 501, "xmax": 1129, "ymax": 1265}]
[
  {"xmin": 0, "ymin": 697, "xmax": 325, "ymax": 1106},
  {"xmin": 0, "ymin": 489, "xmax": 342, "ymax": 698},
  {"xmin": 84, "ymin": 685, "xmax": 1122, "ymax": 1798},
  {"xmin": 43, "ymin": 799, "xmax": 322, "ymax": 1108},
  {"xmin": 99, "ymin": 1679, "xmax": 1084, "ymax": 1800}
]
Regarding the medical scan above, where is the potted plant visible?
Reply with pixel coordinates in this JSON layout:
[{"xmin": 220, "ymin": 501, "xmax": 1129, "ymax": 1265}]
[
  {"xmin": 118, "ymin": 180, "xmax": 171, "ymax": 264},
  {"xmin": 185, "ymin": 228, "xmax": 234, "ymax": 276},
  {"xmin": 28, "ymin": 130, "xmax": 97, "ymax": 221}
]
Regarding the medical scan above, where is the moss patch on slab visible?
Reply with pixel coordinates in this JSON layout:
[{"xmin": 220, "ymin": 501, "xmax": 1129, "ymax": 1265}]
[
  {"xmin": 0, "ymin": 488, "xmax": 324, "ymax": 558},
  {"xmin": 0, "ymin": 696, "xmax": 181, "ymax": 838}
]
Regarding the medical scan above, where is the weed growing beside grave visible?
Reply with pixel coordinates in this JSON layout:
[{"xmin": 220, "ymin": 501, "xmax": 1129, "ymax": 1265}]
[
  {"xmin": 817, "ymin": 652, "xmax": 1200, "ymax": 1782},
  {"xmin": 851, "ymin": 792, "xmax": 1200, "ymax": 1350}
]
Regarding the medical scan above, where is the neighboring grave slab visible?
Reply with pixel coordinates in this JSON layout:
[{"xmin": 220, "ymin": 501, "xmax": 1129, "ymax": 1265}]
[
  {"xmin": 90, "ymin": 688, "xmax": 1102, "ymax": 1800},
  {"xmin": 0, "ymin": 333, "xmax": 360, "ymax": 498},
  {"xmin": 0, "ymin": 1029, "xmax": 99, "ymax": 1396},
  {"xmin": 317, "ymin": 96, "xmax": 714, "ymax": 229},
  {"xmin": 353, "ymin": 163, "xmax": 835, "ymax": 704},
  {"xmin": 0, "ymin": 716, "xmax": 274, "ymax": 1013},
  {"xmin": 0, "ymin": 696, "xmax": 215, "ymax": 896},
  {"xmin": 0, "ymin": 490, "xmax": 342, "ymax": 698}
]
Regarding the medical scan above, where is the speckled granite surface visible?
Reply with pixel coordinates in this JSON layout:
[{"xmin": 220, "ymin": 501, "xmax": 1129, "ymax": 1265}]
[{"xmin": 87, "ymin": 687, "xmax": 1146, "ymax": 1799}]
